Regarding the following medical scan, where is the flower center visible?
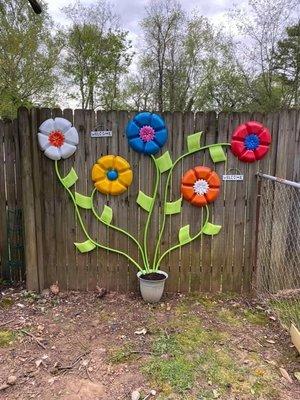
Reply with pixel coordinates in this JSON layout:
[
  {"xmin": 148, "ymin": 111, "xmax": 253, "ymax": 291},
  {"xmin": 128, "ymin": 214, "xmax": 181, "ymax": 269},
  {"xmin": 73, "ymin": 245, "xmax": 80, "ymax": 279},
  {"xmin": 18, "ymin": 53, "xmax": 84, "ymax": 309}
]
[
  {"xmin": 193, "ymin": 179, "xmax": 209, "ymax": 196},
  {"xmin": 139, "ymin": 125, "xmax": 155, "ymax": 142},
  {"xmin": 48, "ymin": 130, "xmax": 65, "ymax": 147},
  {"xmin": 245, "ymin": 133, "xmax": 260, "ymax": 150},
  {"xmin": 107, "ymin": 169, "xmax": 118, "ymax": 181}
]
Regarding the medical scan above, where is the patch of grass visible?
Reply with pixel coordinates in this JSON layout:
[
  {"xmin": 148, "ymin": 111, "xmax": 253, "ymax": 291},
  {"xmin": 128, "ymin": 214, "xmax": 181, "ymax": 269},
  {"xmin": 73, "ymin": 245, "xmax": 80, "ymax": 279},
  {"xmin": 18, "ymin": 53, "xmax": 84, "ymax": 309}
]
[
  {"xmin": 108, "ymin": 343, "xmax": 137, "ymax": 364},
  {"xmin": 196, "ymin": 297, "xmax": 218, "ymax": 310},
  {"xmin": 144, "ymin": 316, "xmax": 229, "ymax": 396},
  {"xmin": 143, "ymin": 310, "xmax": 278, "ymax": 399},
  {"xmin": 0, "ymin": 297, "xmax": 14, "ymax": 308},
  {"xmin": 217, "ymin": 308, "xmax": 241, "ymax": 326},
  {"xmin": 184, "ymin": 294, "xmax": 218, "ymax": 310},
  {"xmin": 270, "ymin": 299, "xmax": 300, "ymax": 330},
  {"xmin": 197, "ymin": 348, "xmax": 245, "ymax": 393},
  {"xmin": 243, "ymin": 309, "xmax": 268, "ymax": 326},
  {"xmin": 143, "ymin": 356, "xmax": 196, "ymax": 393},
  {"xmin": 0, "ymin": 329, "xmax": 15, "ymax": 347}
]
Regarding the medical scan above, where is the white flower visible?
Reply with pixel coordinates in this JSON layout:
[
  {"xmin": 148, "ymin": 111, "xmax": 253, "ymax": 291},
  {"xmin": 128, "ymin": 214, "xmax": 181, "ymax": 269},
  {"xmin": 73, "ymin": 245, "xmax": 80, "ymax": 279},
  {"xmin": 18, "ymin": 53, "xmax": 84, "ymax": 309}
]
[
  {"xmin": 38, "ymin": 117, "xmax": 79, "ymax": 161},
  {"xmin": 193, "ymin": 179, "xmax": 209, "ymax": 196}
]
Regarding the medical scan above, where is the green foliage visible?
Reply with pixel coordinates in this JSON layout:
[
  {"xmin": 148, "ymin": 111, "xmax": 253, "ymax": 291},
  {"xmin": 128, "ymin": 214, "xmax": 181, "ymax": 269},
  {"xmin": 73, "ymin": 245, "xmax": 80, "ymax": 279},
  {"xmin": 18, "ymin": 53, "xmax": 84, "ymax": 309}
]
[
  {"xmin": 0, "ymin": 330, "xmax": 15, "ymax": 347},
  {"xmin": 0, "ymin": 0, "xmax": 62, "ymax": 119},
  {"xmin": 62, "ymin": 0, "xmax": 132, "ymax": 110},
  {"xmin": 108, "ymin": 343, "xmax": 137, "ymax": 364},
  {"xmin": 243, "ymin": 309, "xmax": 268, "ymax": 326},
  {"xmin": 218, "ymin": 308, "xmax": 242, "ymax": 326},
  {"xmin": 121, "ymin": 0, "xmax": 299, "ymax": 112},
  {"xmin": 275, "ymin": 22, "xmax": 300, "ymax": 106},
  {"xmin": 0, "ymin": 297, "xmax": 14, "ymax": 308}
]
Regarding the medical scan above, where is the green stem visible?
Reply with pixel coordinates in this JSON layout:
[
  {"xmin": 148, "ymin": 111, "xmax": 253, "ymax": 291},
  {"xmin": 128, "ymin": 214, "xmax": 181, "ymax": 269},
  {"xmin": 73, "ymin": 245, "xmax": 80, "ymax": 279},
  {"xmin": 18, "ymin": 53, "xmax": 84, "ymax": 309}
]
[
  {"xmin": 55, "ymin": 161, "xmax": 143, "ymax": 272},
  {"xmin": 90, "ymin": 188, "xmax": 148, "ymax": 271},
  {"xmin": 153, "ymin": 143, "xmax": 230, "ymax": 270},
  {"xmin": 155, "ymin": 205, "xmax": 209, "ymax": 270},
  {"xmin": 143, "ymin": 155, "xmax": 160, "ymax": 268}
]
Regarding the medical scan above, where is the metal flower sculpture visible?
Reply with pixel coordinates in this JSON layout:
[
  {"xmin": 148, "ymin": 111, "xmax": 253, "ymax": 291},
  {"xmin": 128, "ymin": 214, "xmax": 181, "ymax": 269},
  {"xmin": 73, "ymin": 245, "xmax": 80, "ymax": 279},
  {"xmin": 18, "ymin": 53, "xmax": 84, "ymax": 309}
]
[
  {"xmin": 231, "ymin": 121, "xmax": 271, "ymax": 163},
  {"xmin": 37, "ymin": 115, "xmax": 271, "ymax": 276}
]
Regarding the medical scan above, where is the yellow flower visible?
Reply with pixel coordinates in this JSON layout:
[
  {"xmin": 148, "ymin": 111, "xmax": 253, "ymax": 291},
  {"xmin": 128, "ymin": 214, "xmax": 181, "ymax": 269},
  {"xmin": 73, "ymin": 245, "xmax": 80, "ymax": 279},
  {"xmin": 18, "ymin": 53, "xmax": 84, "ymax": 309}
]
[{"xmin": 92, "ymin": 155, "xmax": 133, "ymax": 195}]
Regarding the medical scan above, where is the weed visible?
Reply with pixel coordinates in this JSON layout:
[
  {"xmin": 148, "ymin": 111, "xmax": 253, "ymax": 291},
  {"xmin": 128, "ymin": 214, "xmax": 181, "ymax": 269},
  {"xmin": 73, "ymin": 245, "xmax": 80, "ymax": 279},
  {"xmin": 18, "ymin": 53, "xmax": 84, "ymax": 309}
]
[
  {"xmin": 270, "ymin": 299, "xmax": 300, "ymax": 330},
  {"xmin": 0, "ymin": 297, "xmax": 14, "ymax": 308},
  {"xmin": 243, "ymin": 309, "xmax": 268, "ymax": 326},
  {"xmin": 143, "ymin": 356, "xmax": 195, "ymax": 393},
  {"xmin": 108, "ymin": 343, "xmax": 137, "ymax": 364},
  {"xmin": 0, "ymin": 329, "xmax": 15, "ymax": 347},
  {"xmin": 217, "ymin": 308, "xmax": 241, "ymax": 326}
]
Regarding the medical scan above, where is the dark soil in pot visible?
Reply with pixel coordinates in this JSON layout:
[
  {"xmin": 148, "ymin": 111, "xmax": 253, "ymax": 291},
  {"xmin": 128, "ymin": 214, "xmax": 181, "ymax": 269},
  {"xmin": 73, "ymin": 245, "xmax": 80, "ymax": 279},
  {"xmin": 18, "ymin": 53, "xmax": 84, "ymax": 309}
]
[{"xmin": 140, "ymin": 272, "xmax": 166, "ymax": 281}]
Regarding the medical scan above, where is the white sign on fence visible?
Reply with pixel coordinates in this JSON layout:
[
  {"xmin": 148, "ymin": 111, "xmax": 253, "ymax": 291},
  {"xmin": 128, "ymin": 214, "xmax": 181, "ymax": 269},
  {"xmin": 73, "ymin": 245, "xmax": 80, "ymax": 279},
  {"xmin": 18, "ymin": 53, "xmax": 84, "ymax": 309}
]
[
  {"xmin": 91, "ymin": 130, "xmax": 112, "ymax": 138},
  {"xmin": 222, "ymin": 174, "xmax": 244, "ymax": 181}
]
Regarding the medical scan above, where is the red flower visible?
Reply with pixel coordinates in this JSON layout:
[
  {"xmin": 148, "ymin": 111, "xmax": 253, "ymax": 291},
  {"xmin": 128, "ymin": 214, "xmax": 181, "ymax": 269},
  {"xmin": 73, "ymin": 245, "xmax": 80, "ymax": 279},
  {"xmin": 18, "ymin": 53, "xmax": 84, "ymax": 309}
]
[{"xmin": 231, "ymin": 121, "xmax": 271, "ymax": 163}]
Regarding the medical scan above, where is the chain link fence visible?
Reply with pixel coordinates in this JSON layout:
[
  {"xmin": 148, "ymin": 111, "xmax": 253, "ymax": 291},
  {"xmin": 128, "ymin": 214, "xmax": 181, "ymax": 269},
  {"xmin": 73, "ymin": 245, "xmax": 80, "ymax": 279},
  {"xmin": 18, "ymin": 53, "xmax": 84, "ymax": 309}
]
[{"xmin": 256, "ymin": 174, "xmax": 300, "ymax": 330}]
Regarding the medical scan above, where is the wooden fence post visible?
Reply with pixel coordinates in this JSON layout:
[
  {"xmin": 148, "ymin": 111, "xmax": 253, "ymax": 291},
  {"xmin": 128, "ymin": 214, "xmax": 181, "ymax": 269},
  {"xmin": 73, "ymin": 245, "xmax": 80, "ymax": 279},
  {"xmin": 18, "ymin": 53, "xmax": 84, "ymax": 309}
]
[{"xmin": 18, "ymin": 107, "xmax": 40, "ymax": 291}]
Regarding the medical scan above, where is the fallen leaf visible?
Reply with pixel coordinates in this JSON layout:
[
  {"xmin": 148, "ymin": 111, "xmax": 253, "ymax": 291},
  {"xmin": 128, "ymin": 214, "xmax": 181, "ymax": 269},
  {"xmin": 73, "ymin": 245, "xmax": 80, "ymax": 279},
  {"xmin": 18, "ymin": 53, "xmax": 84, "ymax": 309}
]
[
  {"xmin": 266, "ymin": 339, "xmax": 276, "ymax": 344},
  {"xmin": 134, "ymin": 328, "xmax": 147, "ymax": 335},
  {"xmin": 35, "ymin": 359, "xmax": 43, "ymax": 367},
  {"xmin": 294, "ymin": 371, "xmax": 300, "ymax": 382},
  {"xmin": 50, "ymin": 282, "xmax": 59, "ymax": 295},
  {"xmin": 279, "ymin": 367, "xmax": 293, "ymax": 383},
  {"xmin": 131, "ymin": 390, "xmax": 140, "ymax": 400},
  {"xmin": 7, "ymin": 376, "xmax": 17, "ymax": 386}
]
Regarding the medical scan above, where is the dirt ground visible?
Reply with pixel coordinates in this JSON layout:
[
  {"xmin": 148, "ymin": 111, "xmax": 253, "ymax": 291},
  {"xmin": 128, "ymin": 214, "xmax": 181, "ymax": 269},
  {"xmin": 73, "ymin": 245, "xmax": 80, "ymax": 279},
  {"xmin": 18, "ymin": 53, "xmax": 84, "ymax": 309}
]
[{"xmin": 0, "ymin": 286, "xmax": 299, "ymax": 400}]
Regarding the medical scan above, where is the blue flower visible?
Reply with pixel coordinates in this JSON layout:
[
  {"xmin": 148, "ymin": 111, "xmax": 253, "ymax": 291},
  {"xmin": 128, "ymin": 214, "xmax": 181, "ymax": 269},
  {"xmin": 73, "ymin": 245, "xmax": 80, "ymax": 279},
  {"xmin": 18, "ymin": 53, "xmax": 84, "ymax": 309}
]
[{"xmin": 126, "ymin": 112, "xmax": 168, "ymax": 155}]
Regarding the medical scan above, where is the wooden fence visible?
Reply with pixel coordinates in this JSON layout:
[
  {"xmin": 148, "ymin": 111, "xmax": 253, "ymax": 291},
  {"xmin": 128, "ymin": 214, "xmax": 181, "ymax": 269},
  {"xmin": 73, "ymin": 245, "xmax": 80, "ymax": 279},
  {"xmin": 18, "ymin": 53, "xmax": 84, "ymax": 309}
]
[
  {"xmin": 0, "ymin": 119, "xmax": 24, "ymax": 282},
  {"xmin": 0, "ymin": 108, "xmax": 299, "ymax": 293}
]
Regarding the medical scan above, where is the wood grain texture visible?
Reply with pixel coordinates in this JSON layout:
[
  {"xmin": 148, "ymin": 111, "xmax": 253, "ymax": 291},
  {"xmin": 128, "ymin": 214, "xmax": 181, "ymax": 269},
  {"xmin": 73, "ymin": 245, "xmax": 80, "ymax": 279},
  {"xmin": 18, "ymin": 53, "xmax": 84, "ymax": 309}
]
[{"xmin": 18, "ymin": 108, "xmax": 39, "ymax": 290}]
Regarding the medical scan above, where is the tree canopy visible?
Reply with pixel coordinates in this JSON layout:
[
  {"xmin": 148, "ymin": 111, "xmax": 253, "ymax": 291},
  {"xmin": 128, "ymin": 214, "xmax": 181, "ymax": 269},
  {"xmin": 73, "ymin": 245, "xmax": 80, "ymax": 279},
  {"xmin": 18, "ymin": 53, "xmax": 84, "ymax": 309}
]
[
  {"xmin": 0, "ymin": 0, "xmax": 299, "ymax": 118},
  {"xmin": 0, "ymin": 0, "xmax": 62, "ymax": 119}
]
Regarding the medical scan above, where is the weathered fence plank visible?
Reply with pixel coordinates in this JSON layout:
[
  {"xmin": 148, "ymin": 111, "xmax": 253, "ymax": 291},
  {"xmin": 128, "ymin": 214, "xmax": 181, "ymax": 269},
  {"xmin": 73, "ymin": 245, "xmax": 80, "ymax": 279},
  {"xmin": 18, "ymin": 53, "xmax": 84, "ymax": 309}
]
[{"xmin": 18, "ymin": 108, "xmax": 39, "ymax": 290}]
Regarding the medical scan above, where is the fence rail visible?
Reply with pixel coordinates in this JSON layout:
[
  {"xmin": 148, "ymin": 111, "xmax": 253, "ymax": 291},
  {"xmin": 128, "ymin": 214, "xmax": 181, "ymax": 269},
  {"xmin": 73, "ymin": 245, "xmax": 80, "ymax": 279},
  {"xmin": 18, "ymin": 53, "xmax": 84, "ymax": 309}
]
[{"xmin": 0, "ymin": 108, "xmax": 299, "ymax": 293}]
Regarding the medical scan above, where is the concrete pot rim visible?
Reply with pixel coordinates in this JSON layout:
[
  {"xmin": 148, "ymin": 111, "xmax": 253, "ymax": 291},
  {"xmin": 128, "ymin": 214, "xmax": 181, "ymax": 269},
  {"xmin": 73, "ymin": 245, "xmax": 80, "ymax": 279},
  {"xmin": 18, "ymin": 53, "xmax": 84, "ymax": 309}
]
[{"xmin": 137, "ymin": 270, "xmax": 168, "ymax": 282}]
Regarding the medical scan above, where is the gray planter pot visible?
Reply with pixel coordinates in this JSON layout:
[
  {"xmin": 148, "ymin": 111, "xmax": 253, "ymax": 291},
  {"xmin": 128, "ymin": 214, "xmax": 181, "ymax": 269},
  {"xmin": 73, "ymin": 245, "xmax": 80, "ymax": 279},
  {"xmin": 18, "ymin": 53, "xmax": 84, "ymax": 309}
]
[{"xmin": 137, "ymin": 270, "xmax": 168, "ymax": 303}]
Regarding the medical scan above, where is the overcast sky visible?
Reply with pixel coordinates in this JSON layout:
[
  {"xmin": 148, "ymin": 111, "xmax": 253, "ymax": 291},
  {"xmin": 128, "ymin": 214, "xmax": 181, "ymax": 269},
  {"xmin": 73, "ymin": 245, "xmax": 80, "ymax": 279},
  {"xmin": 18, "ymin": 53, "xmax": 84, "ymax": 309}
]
[{"xmin": 46, "ymin": 0, "xmax": 245, "ymax": 46}]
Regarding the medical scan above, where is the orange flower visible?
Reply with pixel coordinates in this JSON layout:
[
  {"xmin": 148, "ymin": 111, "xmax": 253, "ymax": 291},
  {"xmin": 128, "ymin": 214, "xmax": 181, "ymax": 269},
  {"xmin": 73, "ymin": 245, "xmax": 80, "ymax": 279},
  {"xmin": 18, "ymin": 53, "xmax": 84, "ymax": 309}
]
[{"xmin": 181, "ymin": 166, "xmax": 221, "ymax": 207}]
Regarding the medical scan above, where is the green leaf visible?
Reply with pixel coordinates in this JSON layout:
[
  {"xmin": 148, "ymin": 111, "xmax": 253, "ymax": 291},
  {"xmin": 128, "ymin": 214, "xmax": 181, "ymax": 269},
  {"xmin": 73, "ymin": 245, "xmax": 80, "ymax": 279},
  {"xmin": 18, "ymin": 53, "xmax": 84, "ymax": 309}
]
[
  {"xmin": 61, "ymin": 167, "xmax": 78, "ymax": 188},
  {"xmin": 209, "ymin": 145, "xmax": 227, "ymax": 163},
  {"xmin": 187, "ymin": 132, "xmax": 202, "ymax": 153},
  {"xmin": 165, "ymin": 198, "xmax": 182, "ymax": 215},
  {"xmin": 202, "ymin": 222, "xmax": 222, "ymax": 235},
  {"xmin": 154, "ymin": 151, "xmax": 173, "ymax": 173},
  {"xmin": 100, "ymin": 205, "xmax": 113, "ymax": 225},
  {"xmin": 179, "ymin": 225, "xmax": 191, "ymax": 244},
  {"xmin": 136, "ymin": 190, "xmax": 153, "ymax": 212},
  {"xmin": 74, "ymin": 239, "xmax": 96, "ymax": 253},
  {"xmin": 75, "ymin": 192, "xmax": 92, "ymax": 209}
]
